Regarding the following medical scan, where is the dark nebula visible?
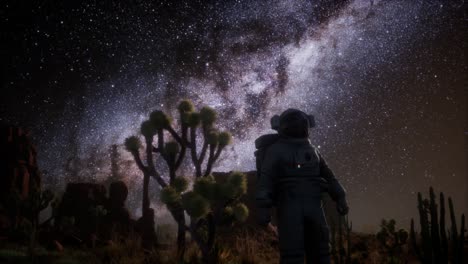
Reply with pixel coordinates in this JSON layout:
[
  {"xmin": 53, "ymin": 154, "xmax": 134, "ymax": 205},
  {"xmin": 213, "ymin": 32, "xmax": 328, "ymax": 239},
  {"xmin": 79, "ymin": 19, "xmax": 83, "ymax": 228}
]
[{"xmin": 1, "ymin": 0, "xmax": 466, "ymax": 231}]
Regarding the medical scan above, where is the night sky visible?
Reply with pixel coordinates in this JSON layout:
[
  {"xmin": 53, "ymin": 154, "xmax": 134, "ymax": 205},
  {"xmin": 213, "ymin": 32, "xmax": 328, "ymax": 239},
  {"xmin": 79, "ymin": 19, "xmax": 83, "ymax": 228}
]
[{"xmin": 1, "ymin": 0, "xmax": 466, "ymax": 231}]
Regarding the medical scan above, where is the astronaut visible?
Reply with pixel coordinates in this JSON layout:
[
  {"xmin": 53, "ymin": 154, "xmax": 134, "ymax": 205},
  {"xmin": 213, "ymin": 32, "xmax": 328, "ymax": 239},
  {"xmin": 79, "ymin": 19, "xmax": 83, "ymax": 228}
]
[{"xmin": 255, "ymin": 108, "xmax": 349, "ymax": 264}]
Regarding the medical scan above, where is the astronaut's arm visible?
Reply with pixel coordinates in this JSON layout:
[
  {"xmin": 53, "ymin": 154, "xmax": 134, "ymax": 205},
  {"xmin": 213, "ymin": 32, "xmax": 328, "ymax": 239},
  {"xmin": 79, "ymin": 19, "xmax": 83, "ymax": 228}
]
[
  {"xmin": 319, "ymin": 154, "xmax": 347, "ymax": 206},
  {"xmin": 255, "ymin": 148, "xmax": 278, "ymax": 225}
]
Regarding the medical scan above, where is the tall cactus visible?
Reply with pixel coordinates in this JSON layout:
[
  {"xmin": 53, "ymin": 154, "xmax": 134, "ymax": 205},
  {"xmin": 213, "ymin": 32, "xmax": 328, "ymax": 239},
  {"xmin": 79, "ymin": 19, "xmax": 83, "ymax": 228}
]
[
  {"xmin": 330, "ymin": 217, "xmax": 338, "ymax": 264},
  {"xmin": 429, "ymin": 187, "xmax": 441, "ymax": 263},
  {"xmin": 440, "ymin": 192, "xmax": 448, "ymax": 263},
  {"xmin": 417, "ymin": 191, "xmax": 432, "ymax": 263},
  {"xmin": 345, "ymin": 215, "xmax": 352, "ymax": 263},
  {"xmin": 457, "ymin": 214, "xmax": 465, "ymax": 264},
  {"xmin": 330, "ymin": 215, "xmax": 352, "ymax": 264},
  {"xmin": 449, "ymin": 197, "xmax": 466, "ymax": 264},
  {"xmin": 338, "ymin": 215, "xmax": 344, "ymax": 264},
  {"xmin": 410, "ymin": 187, "xmax": 465, "ymax": 264}
]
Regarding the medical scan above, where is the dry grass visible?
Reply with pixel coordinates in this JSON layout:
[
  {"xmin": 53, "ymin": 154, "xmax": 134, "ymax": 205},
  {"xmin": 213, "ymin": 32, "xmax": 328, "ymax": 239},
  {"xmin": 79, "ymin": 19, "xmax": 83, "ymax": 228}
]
[
  {"xmin": 2, "ymin": 227, "xmax": 461, "ymax": 263},
  {"xmin": 227, "ymin": 225, "xmax": 280, "ymax": 263}
]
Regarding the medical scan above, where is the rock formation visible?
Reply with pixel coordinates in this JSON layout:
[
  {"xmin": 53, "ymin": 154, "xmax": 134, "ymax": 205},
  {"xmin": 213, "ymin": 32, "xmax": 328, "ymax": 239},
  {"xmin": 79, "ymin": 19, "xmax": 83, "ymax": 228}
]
[{"xmin": 0, "ymin": 123, "xmax": 42, "ymax": 230}]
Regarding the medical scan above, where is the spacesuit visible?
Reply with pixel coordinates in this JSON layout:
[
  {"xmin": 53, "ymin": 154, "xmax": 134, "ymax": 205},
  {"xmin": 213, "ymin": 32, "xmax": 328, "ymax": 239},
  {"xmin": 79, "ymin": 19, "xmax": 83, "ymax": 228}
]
[{"xmin": 256, "ymin": 109, "xmax": 349, "ymax": 264}]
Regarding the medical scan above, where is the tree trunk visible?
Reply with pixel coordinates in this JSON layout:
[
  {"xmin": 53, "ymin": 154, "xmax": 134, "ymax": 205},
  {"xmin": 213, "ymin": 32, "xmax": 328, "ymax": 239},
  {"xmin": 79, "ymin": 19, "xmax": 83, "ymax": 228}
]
[
  {"xmin": 143, "ymin": 173, "xmax": 150, "ymax": 210},
  {"xmin": 169, "ymin": 204, "xmax": 187, "ymax": 258},
  {"xmin": 177, "ymin": 220, "xmax": 186, "ymax": 257},
  {"xmin": 196, "ymin": 215, "xmax": 217, "ymax": 264}
]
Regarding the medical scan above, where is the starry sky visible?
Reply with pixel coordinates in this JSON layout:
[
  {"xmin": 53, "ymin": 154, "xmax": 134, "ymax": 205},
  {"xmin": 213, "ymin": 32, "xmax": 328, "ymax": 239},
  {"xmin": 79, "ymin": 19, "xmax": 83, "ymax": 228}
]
[{"xmin": 1, "ymin": 0, "xmax": 466, "ymax": 231}]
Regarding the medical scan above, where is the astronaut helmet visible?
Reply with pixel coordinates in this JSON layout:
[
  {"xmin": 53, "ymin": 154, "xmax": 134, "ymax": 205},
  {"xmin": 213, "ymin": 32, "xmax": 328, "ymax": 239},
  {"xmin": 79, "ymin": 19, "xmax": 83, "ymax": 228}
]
[{"xmin": 270, "ymin": 108, "xmax": 315, "ymax": 138}]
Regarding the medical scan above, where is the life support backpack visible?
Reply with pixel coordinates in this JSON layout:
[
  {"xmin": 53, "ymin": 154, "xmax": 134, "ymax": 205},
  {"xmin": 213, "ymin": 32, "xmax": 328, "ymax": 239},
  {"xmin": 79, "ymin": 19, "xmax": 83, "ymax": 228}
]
[{"xmin": 254, "ymin": 133, "xmax": 280, "ymax": 179}]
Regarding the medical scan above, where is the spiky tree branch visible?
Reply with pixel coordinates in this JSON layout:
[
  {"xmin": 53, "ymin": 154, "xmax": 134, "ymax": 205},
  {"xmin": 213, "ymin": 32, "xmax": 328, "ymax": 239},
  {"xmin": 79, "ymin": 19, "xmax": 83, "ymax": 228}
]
[
  {"xmin": 173, "ymin": 122, "xmax": 187, "ymax": 171},
  {"xmin": 189, "ymin": 125, "xmax": 202, "ymax": 177}
]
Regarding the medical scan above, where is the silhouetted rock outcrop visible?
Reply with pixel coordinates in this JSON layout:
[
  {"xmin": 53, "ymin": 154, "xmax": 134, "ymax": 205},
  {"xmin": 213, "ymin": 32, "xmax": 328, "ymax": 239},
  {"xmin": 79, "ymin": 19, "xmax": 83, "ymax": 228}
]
[
  {"xmin": 135, "ymin": 207, "xmax": 157, "ymax": 250},
  {"xmin": 55, "ymin": 181, "xmax": 134, "ymax": 245},
  {"xmin": 0, "ymin": 124, "xmax": 42, "ymax": 231},
  {"xmin": 55, "ymin": 182, "xmax": 107, "ymax": 244},
  {"xmin": 103, "ymin": 181, "xmax": 131, "ymax": 238}
]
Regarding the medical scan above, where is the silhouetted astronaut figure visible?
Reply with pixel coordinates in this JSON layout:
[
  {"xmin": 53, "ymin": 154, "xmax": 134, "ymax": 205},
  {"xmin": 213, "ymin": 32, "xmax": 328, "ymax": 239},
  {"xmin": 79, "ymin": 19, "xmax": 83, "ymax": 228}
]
[{"xmin": 256, "ymin": 109, "xmax": 349, "ymax": 264}]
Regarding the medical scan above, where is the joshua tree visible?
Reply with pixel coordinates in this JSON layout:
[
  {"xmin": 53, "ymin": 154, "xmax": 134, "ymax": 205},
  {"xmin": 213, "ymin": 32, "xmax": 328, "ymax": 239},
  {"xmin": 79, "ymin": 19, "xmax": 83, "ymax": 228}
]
[
  {"xmin": 161, "ymin": 172, "xmax": 248, "ymax": 263},
  {"xmin": 124, "ymin": 99, "xmax": 247, "ymax": 259}
]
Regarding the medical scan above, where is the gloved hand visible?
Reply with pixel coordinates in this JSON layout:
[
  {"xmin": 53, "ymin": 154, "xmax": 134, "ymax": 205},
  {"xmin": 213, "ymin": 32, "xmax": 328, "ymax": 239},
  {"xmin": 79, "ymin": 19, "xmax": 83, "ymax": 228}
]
[
  {"xmin": 336, "ymin": 198, "xmax": 349, "ymax": 215},
  {"xmin": 267, "ymin": 223, "xmax": 278, "ymax": 237},
  {"xmin": 257, "ymin": 207, "xmax": 272, "ymax": 226}
]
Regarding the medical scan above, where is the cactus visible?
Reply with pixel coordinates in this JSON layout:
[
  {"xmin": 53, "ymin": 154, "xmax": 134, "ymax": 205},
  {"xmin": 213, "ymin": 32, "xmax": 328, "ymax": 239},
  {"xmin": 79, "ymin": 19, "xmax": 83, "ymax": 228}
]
[
  {"xmin": 449, "ymin": 197, "xmax": 466, "ymax": 264},
  {"xmin": 410, "ymin": 187, "xmax": 466, "ymax": 264},
  {"xmin": 330, "ymin": 217, "xmax": 338, "ymax": 264},
  {"xmin": 440, "ymin": 192, "xmax": 448, "ymax": 263},
  {"xmin": 429, "ymin": 187, "xmax": 441, "ymax": 263},
  {"xmin": 458, "ymin": 215, "xmax": 465, "ymax": 264},
  {"xmin": 345, "ymin": 216, "xmax": 352, "ymax": 263},
  {"xmin": 330, "ymin": 214, "xmax": 353, "ymax": 264}
]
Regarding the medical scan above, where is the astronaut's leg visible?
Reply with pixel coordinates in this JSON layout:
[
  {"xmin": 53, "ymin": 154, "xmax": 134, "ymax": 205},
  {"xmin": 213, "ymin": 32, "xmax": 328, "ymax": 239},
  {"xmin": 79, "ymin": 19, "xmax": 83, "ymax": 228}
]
[
  {"xmin": 304, "ymin": 205, "xmax": 331, "ymax": 264},
  {"xmin": 318, "ymin": 225, "xmax": 331, "ymax": 264},
  {"xmin": 277, "ymin": 202, "xmax": 304, "ymax": 264}
]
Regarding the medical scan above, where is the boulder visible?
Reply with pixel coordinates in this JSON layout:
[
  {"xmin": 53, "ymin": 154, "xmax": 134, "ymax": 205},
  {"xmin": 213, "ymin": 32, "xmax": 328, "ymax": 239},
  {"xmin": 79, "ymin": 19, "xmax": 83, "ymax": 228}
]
[
  {"xmin": 103, "ymin": 181, "xmax": 131, "ymax": 238},
  {"xmin": 55, "ymin": 182, "xmax": 107, "ymax": 243},
  {"xmin": 135, "ymin": 207, "xmax": 157, "ymax": 250}
]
